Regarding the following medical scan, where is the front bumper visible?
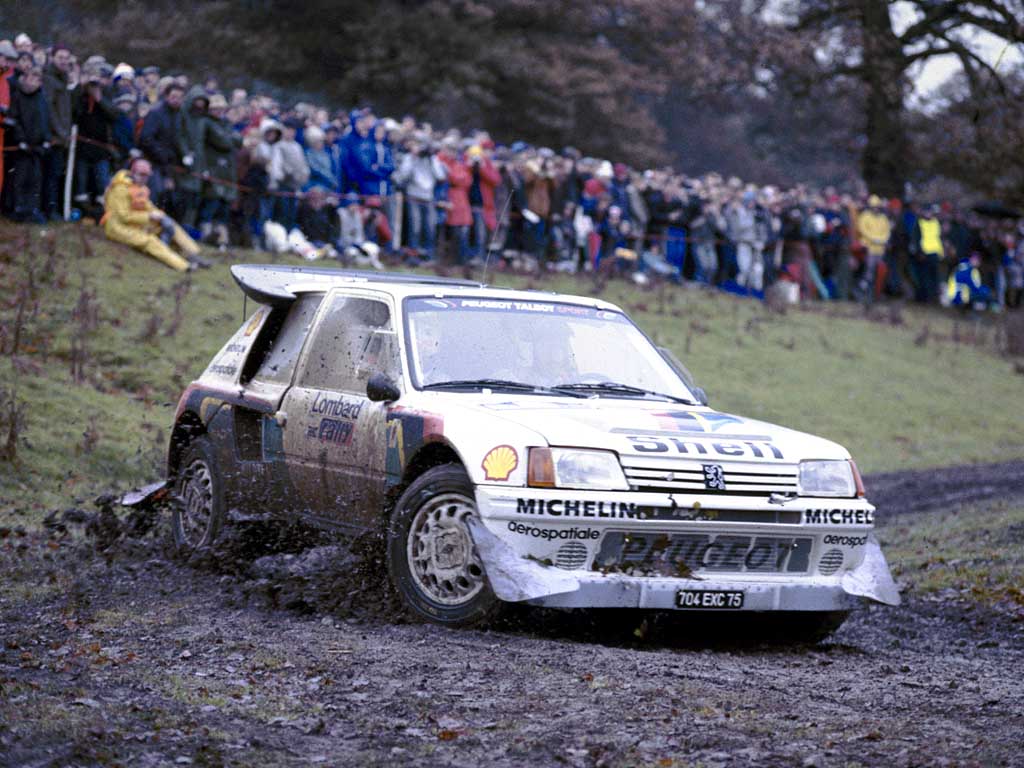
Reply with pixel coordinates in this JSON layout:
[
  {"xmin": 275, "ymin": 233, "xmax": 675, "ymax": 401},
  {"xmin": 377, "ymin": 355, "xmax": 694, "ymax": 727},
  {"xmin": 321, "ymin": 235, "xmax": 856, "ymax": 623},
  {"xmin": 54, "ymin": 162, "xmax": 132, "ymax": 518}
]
[
  {"xmin": 471, "ymin": 486, "xmax": 900, "ymax": 610},
  {"xmin": 529, "ymin": 574, "xmax": 857, "ymax": 611}
]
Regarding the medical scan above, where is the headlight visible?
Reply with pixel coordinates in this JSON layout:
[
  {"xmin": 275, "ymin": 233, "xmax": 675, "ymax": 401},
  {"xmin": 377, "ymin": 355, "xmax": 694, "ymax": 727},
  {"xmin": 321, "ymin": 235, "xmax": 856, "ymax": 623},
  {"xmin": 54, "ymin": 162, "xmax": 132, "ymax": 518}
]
[
  {"xmin": 798, "ymin": 460, "xmax": 856, "ymax": 497},
  {"xmin": 527, "ymin": 447, "xmax": 629, "ymax": 491}
]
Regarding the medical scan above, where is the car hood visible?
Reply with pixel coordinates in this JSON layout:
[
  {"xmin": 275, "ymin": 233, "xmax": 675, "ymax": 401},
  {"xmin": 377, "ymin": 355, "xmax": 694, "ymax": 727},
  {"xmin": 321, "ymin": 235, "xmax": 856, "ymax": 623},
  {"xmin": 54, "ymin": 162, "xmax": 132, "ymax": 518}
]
[{"xmin": 443, "ymin": 395, "xmax": 848, "ymax": 464}]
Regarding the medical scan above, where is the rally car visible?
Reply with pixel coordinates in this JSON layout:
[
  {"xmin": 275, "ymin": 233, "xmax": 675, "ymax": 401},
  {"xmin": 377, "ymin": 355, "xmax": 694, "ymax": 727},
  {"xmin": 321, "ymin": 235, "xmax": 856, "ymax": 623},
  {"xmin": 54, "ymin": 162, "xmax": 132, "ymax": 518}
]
[{"xmin": 166, "ymin": 264, "xmax": 899, "ymax": 633}]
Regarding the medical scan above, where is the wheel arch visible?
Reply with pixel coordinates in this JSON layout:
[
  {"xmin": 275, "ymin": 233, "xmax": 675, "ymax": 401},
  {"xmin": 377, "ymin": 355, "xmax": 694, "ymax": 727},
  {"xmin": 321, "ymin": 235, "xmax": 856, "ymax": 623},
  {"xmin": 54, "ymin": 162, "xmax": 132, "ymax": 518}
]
[
  {"xmin": 168, "ymin": 411, "xmax": 206, "ymax": 477},
  {"xmin": 385, "ymin": 441, "xmax": 467, "ymax": 515}
]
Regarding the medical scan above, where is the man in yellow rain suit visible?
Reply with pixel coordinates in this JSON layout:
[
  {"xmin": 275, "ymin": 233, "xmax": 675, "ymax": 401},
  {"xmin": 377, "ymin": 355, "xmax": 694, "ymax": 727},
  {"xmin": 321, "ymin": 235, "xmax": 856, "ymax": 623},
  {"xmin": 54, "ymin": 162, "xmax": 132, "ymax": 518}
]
[
  {"xmin": 101, "ymin": 158, "xmax": 206, "ymax": 271},
  {"xmin": 855, "ymin": 194, "xmax": 891, "ymax": 300}
]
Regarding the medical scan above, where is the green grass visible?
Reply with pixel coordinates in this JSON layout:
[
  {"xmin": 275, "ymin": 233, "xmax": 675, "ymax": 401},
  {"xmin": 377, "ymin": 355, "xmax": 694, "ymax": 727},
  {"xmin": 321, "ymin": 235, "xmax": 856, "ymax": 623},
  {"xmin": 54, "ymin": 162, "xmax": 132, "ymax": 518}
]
[
  {"xmin": 1, "ymin": 220, "xmax": 1023, "ymax": 525},
  {"xmin": 879, "ymin": 498, "xmax": 1024, "ymax": 612}
]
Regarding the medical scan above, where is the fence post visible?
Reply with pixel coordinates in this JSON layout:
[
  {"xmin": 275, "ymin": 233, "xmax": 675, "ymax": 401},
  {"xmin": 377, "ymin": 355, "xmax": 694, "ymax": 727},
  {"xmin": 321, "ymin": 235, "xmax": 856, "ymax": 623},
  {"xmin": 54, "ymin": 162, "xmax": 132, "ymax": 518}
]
[{"xmin": 63, "ymin": 124, "xmax": 78, "ymax": 222}]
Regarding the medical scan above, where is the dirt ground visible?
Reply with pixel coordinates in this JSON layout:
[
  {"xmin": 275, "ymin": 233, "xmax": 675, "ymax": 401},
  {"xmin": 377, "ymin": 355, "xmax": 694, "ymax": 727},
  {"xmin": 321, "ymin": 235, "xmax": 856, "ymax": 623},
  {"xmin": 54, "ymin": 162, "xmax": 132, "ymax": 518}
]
[{"xmin": 2, "ymin": 462, "xmax": 1023, "ymax": 768}]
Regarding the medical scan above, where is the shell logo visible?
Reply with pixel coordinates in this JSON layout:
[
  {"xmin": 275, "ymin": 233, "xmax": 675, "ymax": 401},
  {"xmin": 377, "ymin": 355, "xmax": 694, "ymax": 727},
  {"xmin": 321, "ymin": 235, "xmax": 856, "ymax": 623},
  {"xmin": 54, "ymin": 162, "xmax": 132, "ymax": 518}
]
[{"xmin": 482, "ymin": 445, "xmax": 519, "ymax": 481}]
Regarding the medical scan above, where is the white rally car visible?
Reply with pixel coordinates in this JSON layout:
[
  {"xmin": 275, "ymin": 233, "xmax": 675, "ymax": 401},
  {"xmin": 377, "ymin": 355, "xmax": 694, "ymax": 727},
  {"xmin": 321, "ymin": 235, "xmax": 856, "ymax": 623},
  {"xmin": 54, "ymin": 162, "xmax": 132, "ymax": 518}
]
[{"xmin": 167, "ymin": 265, "xmax": 899, "ymax": 634}]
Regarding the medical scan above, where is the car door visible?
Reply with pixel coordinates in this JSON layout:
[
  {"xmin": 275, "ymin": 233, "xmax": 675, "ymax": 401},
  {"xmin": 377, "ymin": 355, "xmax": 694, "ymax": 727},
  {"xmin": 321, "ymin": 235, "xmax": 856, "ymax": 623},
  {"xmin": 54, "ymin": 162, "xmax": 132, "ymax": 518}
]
[
  {"xmin": 278, "ymin": 289, "xmax": 402, "ymax": 531},
  {"xmin": 230, "ymin": 292, "xmax": 324, "ymax": 516}
]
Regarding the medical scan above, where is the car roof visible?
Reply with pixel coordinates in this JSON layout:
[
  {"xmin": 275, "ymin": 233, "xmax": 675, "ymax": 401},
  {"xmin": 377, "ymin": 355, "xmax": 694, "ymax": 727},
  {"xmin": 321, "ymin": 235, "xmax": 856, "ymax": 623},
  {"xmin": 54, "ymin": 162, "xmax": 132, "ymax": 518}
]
[{"xmin": 230, "ymin": 264, "xmax": 622, "ymax": 311}]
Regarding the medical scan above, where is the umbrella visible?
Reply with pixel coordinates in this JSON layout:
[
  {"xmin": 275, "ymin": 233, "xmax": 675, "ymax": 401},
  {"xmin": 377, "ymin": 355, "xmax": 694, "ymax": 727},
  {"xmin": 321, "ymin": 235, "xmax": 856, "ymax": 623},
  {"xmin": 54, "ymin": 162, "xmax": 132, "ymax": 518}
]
[{"xmin": 971, "ymin": 201, "xmax": 1022, "ymax": 220}]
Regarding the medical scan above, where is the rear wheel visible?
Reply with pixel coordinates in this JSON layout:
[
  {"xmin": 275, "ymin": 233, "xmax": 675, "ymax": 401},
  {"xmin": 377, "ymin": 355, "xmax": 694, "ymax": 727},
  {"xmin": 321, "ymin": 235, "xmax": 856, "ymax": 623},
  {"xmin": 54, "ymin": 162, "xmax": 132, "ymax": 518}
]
[
  {"xmin": 387, "ymin": 464, "xmax": 500, "ymax": 626},
  {"xmin": 172, "ymin": 437, "xmax": 225, "ymax": 551}
]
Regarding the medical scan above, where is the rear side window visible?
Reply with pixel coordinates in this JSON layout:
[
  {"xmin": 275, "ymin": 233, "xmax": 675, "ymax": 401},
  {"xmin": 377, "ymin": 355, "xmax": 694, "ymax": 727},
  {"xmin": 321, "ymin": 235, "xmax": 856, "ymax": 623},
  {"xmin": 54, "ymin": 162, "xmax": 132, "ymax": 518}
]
[
  {"xmin": 298, "ymin": 295, "xmax": 397, "ymax": 393},
  {"xmin": 246, "ymin": 293, "xmax": 323, "ymax": 386}
]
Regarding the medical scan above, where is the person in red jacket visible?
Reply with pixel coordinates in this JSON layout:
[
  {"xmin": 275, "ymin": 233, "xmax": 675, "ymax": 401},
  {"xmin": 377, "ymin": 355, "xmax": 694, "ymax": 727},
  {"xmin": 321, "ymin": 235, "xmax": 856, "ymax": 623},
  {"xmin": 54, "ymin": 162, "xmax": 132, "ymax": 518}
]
[
  {"xmin": 439, "ymin": 143, "xmax": 472, "ymax": 265},
  {"xmin": 0, "ymin": 41, "xmax": 15, "ymax": 206},
  {"xmin": 466, "ymin": 140, "xmax": 501, "ymax": 262}
]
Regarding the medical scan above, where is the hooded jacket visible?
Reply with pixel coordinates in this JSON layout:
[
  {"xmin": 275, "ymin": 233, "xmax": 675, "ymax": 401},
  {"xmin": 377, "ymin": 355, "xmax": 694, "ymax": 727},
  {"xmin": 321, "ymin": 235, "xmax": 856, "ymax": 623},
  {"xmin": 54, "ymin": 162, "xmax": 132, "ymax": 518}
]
[
  {"xmin": 43, "ymin": 62, "xmax": 72, "ymax": 145},
  {"xmin": 202, "ymin": 115, "xmax": 242, "ymax": 202},
  {"xmin": 139, "ymin": 97, "xmax": 184, "ymax": 169},
  {"xmin": 176, "ymin": 85, "xmax": 213, "ymax": 193}
]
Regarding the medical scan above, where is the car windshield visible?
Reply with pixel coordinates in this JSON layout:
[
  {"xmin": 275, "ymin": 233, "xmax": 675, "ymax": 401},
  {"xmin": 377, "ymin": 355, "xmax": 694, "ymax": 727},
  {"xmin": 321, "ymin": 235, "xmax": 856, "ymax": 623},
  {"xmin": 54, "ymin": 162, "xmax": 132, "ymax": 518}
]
[{"xmin": 404, "ymin": 297, "xmax": 696, "ymax": 401}]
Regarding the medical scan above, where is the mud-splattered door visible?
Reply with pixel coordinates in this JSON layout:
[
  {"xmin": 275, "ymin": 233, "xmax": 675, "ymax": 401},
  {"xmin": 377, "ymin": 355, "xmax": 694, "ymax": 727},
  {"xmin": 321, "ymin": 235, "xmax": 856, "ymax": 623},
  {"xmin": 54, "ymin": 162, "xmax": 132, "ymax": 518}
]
[{"xmin": 280, "ymin": 291, "xmax": 400, "ymax": 530}]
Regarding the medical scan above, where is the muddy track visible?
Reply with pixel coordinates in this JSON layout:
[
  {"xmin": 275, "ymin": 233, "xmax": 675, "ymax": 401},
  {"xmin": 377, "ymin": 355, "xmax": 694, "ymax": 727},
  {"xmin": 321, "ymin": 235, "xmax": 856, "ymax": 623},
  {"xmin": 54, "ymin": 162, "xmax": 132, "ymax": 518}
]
[
  {"xmin": 866, "ymin": 460, "xmax": 1024, "ymax": 518},
  {"xmin": 2, "ymin": 463, "xmax": 1023, "ymax": 767}
]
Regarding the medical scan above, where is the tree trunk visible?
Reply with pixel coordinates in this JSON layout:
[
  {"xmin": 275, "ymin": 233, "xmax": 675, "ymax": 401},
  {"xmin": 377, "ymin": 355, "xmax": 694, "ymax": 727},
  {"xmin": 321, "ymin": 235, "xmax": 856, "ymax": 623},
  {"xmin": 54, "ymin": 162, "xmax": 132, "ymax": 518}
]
[{"xmin": 859, "ymin": 0, "xmax": 909, "ymax": 197}]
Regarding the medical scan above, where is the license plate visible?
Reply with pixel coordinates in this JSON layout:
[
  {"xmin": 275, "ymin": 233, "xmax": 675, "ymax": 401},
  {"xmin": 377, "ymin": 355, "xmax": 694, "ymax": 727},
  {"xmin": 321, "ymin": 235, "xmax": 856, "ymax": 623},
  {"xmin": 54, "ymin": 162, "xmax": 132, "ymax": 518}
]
[{"xmin": 676, "ymin": 589, "xmax": 744, "ymax": 610}]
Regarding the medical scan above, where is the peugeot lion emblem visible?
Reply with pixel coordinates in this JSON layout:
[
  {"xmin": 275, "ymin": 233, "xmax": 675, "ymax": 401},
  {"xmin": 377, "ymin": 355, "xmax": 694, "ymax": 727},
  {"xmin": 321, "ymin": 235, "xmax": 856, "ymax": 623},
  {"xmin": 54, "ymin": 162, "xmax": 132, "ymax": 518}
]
[{"xmin": 702, "ymin": 464, "xmax": 726, "ymax": 491}]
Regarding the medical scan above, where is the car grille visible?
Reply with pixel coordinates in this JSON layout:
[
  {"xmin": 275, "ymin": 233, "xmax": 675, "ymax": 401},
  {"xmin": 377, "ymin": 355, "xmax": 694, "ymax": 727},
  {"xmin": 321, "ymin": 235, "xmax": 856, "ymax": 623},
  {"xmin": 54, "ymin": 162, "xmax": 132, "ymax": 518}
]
[
  {"xmin": 621, "ymin": 456, "xmax": 799, "ymax": 496},
  {"xmin": 594, "ymin": 531, "xmax": 812, "ymax": 576}
]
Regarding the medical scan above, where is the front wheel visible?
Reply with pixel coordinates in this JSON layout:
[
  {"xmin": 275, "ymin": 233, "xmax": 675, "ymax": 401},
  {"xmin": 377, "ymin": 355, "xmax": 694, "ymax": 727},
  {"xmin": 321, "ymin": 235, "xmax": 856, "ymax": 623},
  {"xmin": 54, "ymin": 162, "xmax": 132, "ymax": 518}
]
[
  {"xmin": 172, "ymin": 437, "xmax": 226, "ymax": 551},
  {"xmin": 386, "ymin": 464, "xmax": 500, "ymax": 627}
]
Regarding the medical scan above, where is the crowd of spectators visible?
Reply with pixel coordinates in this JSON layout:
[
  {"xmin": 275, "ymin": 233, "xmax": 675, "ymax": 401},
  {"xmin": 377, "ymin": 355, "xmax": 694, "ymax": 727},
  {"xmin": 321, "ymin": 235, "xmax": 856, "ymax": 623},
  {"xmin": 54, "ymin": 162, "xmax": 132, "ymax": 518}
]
[{"xmin": 2, "ymin": 33, "xmax": 1023, "ymax": 308}]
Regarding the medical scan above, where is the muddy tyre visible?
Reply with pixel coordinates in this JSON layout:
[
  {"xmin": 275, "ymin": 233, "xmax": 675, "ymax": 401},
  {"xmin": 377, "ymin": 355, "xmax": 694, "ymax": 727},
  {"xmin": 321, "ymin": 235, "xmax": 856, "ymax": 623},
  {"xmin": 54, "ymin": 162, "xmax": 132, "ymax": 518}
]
[
  {"xmin": 172, "ymin": 437, "xmax": 226, "ymax": 551},
  {"xmin": 387, "ymin": 464, "xmax": 500, "ymax": 627}
]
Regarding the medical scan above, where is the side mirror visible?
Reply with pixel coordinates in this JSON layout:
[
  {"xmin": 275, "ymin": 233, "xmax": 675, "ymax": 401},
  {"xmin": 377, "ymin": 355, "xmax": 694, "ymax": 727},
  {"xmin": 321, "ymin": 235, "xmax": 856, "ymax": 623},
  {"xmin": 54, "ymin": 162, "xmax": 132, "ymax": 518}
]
[
  {"xmin": 693, "ymin": 387, "xmax": 709, "ymax": 406},
  {"xmin": 366, "ymin": 372, "xmax": 400, "ymax": 403}
]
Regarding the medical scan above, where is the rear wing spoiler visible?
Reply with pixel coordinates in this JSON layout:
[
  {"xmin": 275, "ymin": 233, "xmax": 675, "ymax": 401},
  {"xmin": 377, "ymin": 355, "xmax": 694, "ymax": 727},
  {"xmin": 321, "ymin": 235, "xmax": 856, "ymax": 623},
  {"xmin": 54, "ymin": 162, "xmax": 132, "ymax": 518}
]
[{"xmin": 230, "ymin": 264, "xmax": 481, "ymax": 307}]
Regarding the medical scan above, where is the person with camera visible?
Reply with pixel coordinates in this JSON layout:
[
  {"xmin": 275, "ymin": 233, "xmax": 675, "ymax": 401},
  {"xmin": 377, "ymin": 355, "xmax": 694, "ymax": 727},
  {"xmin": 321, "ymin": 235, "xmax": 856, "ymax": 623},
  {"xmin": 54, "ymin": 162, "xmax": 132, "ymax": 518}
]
[
  {"xmin": 394, "ymin": 134, "xmax": 446, "ymax": 261},
  {"xmin": 72, "ymin": 64, "xmax": 118, "ymax": 217},
  {"xmin": 466, "ymin": 140, "xmax": 500, "ymax": 262}
]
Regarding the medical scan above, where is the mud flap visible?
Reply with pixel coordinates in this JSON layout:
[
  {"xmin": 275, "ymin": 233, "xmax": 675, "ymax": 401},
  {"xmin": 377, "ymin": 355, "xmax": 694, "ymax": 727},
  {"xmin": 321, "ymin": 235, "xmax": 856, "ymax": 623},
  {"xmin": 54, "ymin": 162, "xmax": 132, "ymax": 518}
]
[
  {"xmin": 120, "ymin": 480, "xmax": 170, "ymax": 508},
  {"xmin": 466, "ymin": 518, "xmax": 580, "ymax": 603},
  {"xmin": 841, "ymin": 534, "xmax": 901, "ymax": 606}
]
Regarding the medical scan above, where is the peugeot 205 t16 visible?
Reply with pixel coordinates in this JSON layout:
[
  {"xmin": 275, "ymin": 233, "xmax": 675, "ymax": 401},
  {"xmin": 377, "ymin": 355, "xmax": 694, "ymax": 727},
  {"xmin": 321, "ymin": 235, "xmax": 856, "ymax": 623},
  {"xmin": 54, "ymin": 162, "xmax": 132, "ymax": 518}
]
[{"xmin": 166, "ymin": 264, "xmax": 899, "ymax": 637}]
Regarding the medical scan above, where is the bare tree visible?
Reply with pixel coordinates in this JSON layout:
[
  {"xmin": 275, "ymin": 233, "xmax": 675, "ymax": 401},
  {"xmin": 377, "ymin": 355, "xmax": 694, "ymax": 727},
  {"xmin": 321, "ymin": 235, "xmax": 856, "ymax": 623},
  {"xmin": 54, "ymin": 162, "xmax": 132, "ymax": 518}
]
[{"xmin": 782, "ymin": 0, "xmax": 1024, "ymax": 195}]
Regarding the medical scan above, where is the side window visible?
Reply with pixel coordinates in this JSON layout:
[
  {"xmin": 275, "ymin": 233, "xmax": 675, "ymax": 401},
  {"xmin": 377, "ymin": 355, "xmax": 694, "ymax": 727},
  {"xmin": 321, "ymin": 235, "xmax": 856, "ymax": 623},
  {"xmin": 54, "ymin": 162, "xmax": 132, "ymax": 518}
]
[
  {"xmin": 247, "ymin": 293, "xmax": 324, "ymax": 386},
  {"xmin": 298, "ymin": 296, "xmax": 398, "ymax": 393}
]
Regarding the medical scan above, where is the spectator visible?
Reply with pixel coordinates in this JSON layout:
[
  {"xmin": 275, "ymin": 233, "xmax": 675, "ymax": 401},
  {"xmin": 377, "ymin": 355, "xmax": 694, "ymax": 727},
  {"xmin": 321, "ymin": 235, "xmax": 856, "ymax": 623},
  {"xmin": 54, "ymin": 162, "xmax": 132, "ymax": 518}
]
[
  {"xmin": 522, "ymin": 156, "xmax": 554, "ymax": 261},
  {"xmin": 252, "ymin": 118, "xmax": 282, "ymax": 240},
  {"xmin": 176, "ymin": 84, "xmax": 212, "ymax": 227},
  {"xmin": 438, "ymin": 142, "xmax": 472, "ymax": 264},
  {"xmin": 140, "ymin": 66, "xmax": 160, "ymax": 105},
  {"xmin": 466, "ymin": 142, "xmax": 501, "ymax": 260},
  {"xmin": 268, "ymin": 118, "xmax": 309, "ymax": 230},
  {"xmin": 101, "ymin": 157, "xmax": 203, "ymax": 271},
  {"xmin": 911, "ymin": 204, "xmax": 944, "ymax": 303},
  {"xmin": 0, "ymin": 40, "xmax": 16, "ymax": 205},
  {"xmin": 111, "ymin": 92, "xmax": 137, "ymax": 160},
  {"xmin": 946, "ymin": 252, "xmax": 992, "ymax": 309},
  {"xmin": 72, "ymin": 66, "xmax": 118, "ymax": 216},
  {"xmin": 726, "ymin": 189, "xmax": 766, "ymax": 290},
  {"xmin": 394, "ymin": 135, "xmax": 446, "ymax": 260},
  {"xmin": 296, "ymin": 186, "xmax": 339, "ymax": 248},
  {"xmin": 11, "ymin": 51, "xmax": 33, "ymax": 88},
  {"xmin": 856, "ymin": 194, "xmax": 891, "ymax": 301},
  {"xmin": 14, "ymin": 33, "xmax": 33, "ymax": 54},
  {"xmin": 138, "ymin": 81, "xmax": 186, "ymax": 216},
  {"xmin": 340, "ymin": 106, "xmax": 374, "ymax": 193},
  {"xmin": 42, "ymin": 43, "xmax": 73, "ymax": 220},
  {"xmin": 6, "ymin": 66, "xmax": 50, "ymax": 223},
  {"xmin": 303, "ymin": 125, "xmax": 337, "ymax": 191},
  {"xmin": 199, "ymin": 92, "xmax": 241, "ymax": 247}
]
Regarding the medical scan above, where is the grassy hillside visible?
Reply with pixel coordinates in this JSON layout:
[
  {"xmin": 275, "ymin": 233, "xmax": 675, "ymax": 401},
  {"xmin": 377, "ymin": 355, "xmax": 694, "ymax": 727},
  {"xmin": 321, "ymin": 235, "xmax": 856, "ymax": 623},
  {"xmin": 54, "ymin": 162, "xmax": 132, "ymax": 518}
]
[{"xmin": 2, "ymin": 220, "xmax": 1023, "ymax": 525}]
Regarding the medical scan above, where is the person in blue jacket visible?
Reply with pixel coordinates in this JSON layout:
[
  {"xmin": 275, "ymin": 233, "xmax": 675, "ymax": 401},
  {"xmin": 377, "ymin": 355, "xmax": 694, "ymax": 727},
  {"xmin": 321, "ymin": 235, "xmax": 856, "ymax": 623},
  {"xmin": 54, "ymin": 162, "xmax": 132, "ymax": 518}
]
[
  {"xmin": 344, "ymin": 107, "xmax": 391, "ymax": 196},
  {"xmin": 947, "ymin": 252, "xmax": 992, "ymax": 309}
]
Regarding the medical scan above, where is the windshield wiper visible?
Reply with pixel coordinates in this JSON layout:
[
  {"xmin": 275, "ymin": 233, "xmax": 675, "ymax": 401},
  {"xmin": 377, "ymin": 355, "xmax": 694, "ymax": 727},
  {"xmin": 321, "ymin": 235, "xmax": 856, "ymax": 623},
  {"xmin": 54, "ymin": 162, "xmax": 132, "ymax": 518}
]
[
  {"xmin": 552, "ymin": 381, "xmax": 698, "ymax": 405},
  {"xmin": 421, "ymin": 379, "xmax": 588, "ymax": 397}
]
